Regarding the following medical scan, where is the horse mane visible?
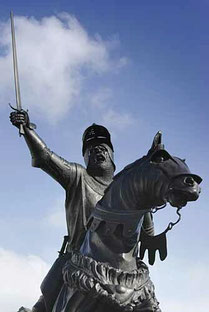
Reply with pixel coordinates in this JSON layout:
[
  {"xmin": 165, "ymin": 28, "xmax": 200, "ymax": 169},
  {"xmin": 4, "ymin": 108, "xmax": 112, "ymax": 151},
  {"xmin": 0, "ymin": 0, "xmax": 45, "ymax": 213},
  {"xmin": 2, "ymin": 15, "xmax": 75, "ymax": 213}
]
[
  {"xmin": 113, "ymin": 155, "xmax": 147, "ymax": 182},
  {"xmin": 102, "ymin": 155, "xmax": 147, "ymax": 197}
]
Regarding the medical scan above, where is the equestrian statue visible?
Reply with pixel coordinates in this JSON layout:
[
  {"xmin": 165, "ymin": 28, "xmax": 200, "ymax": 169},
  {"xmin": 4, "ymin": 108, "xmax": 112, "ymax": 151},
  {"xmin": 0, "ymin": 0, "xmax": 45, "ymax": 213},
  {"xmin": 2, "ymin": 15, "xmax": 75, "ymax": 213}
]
[
  {"xmin": 10, "ymin": 111, "xmax": 201, "ymax": 312},
  {"xmin": 9, "ymin": 12, "xmax": 202, "ymax": 312}
]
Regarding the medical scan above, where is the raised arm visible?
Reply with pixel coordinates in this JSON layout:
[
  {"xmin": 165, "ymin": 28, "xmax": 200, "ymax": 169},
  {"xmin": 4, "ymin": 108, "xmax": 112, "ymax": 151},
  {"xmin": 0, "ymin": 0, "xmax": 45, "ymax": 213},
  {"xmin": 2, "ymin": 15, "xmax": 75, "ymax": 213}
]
[{"xmin": 10, "ymin": 110, "xmax": 76, "ymax": 189}]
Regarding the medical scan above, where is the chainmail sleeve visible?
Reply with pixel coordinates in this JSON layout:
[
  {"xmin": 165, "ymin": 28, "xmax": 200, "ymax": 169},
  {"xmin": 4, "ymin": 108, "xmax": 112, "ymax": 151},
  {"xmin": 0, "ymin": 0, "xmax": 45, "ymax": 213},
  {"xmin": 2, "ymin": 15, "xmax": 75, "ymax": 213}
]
[{"xmin": 23, "ymin": 126, "xmax": 76, "ymax": 190}]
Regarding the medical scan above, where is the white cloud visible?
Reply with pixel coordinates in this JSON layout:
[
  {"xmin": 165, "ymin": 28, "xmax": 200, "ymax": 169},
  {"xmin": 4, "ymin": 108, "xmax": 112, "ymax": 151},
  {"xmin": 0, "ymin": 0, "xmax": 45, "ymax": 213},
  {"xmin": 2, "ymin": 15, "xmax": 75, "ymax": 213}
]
[
  {"xmin": 151, "ymin": 257, "xmax": 209, "ymax": 311},
  {"xmin": 102, "ymin": 108, "xmax": 134, "ymax": 130},
  {"xmin": 0, "ymin": 248, "xmax": 50, "ymax": 312},
  {"xmin": 89, "ymin": 88, "xmax": 135, "ymax": 132},
  {"xmin": 43, "ymin": 199, "xmax": 66, "ymax": 229},
  {"xmin": 46, "ymin": 209, "xmax": 65, "ymax": 228},
  {"xmin": 0, "ymin": 13, "xmax": 126, "ymax": 123},
  {"xmin": 90, "ymin": 87, "xmax": 112, "ymax": 110}
]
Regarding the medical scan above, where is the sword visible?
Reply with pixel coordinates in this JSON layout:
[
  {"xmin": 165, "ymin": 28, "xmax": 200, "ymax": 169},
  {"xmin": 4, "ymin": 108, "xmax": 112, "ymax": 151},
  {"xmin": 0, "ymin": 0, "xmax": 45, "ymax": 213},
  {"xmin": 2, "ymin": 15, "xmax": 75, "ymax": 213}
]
[
  {"xmin": 58, "ymin": 235, "xmax": 69, "ymax": 257},
  {"xmin": 10, "ymin": 11, "xmax": 24, "ymax": 136}
]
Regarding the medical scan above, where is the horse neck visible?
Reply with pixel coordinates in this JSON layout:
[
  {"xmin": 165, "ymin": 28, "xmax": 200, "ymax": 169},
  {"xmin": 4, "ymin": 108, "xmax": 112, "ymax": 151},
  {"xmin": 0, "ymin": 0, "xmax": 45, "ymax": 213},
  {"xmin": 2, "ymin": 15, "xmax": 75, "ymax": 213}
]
[
  {"xmin": 100, "ymin": 152, "xmax": 172, "ymax": 214},
  {"xmin": 100, "ymin": 165, "xmax": 153, "ymax": 212}
]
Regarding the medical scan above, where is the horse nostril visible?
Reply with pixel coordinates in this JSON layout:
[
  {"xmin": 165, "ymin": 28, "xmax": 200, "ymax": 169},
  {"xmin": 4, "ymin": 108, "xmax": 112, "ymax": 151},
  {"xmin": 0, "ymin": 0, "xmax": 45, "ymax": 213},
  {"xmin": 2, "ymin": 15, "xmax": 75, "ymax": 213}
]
[{"xmin": 184, "ymin": 176, "xmax": 195, "ymax": 186}]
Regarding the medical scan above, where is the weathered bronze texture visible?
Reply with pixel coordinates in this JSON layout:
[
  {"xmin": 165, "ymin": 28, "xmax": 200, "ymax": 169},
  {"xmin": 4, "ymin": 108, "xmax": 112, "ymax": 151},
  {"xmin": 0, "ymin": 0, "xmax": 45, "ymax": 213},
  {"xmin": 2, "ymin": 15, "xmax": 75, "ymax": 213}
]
[{"xmin": 10, "ymin": 112, "xmax": 202, "ymax": 312}]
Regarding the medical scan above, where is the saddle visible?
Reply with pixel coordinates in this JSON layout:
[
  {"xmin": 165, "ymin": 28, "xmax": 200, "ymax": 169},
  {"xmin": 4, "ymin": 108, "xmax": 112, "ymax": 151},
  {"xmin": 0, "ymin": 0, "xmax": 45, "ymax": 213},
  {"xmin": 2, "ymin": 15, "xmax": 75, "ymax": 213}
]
[{"xmin": 63, "ymin": 251, "xmax": 161, "ymax": 311}]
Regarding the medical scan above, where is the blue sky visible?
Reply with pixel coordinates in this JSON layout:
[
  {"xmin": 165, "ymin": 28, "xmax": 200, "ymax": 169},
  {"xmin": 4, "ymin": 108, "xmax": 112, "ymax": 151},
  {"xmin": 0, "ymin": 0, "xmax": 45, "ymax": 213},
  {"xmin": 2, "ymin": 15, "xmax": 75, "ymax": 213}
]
[{"xmin": 0, "ymin": 1, "xmax": 208, "ymax": 311}]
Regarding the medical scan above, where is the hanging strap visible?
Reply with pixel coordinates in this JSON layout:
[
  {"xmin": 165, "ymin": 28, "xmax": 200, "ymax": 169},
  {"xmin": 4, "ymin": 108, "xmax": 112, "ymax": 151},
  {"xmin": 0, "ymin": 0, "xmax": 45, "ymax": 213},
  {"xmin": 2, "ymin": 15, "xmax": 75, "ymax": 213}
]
[{"xmin": 138, "ymin": 207, "xmax": 182, "ymax": 265}]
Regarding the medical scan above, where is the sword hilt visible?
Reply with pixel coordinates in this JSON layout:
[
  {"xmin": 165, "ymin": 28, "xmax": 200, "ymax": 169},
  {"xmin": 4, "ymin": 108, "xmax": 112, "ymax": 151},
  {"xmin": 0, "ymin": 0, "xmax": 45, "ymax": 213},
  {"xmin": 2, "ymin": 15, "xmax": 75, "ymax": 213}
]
[
  {"xmin": 19, "ymin": 123, "xmax": 24, "ymax": 136},
  {"xmin": 9, "ymin": 103, "xmax": 25, "ymax": 136},
  {"xmin": 58, "ymin": 235, "xmax": 69, "ymax": 257}
]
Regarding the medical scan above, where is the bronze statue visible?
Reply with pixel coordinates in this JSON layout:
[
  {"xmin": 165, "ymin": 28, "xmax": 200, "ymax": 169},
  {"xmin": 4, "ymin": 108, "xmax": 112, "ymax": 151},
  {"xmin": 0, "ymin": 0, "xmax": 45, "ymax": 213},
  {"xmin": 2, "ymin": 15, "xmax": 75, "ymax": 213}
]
[
  {"xmin": 9, "ymin": 12, "xmax": 202, "ymax": 312},
  {"xmin": 10, "ymin": 112, "xmax": 201, "ymax": 312}
]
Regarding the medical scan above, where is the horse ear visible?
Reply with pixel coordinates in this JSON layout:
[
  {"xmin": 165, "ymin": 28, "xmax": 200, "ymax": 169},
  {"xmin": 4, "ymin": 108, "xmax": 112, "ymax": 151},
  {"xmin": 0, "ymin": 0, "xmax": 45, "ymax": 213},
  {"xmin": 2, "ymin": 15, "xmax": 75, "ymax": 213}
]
[
  {"xmin": 147, "ymin": 131, "xmax": 164, "ymax": 155},
  {"xmin": 151, "ymin": 131, "xmax": 162, "ymax": 149}
]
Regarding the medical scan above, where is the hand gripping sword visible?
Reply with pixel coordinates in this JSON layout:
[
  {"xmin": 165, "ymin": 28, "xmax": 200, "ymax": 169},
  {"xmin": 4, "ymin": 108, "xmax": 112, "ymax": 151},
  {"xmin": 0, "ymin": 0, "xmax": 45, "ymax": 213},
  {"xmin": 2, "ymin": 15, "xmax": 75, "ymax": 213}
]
[{"xmin": 10, "ymin": 11, "xmax": 24, "ymax": 136}]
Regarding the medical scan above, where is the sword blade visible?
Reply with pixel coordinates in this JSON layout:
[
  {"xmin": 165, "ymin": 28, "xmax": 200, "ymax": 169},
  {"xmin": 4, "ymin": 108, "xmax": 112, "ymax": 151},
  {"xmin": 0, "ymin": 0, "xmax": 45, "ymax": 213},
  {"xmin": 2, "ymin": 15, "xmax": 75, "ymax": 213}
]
[{"xmin": 10, "ymin": 11, "xmax": 24, "ymax": 135}]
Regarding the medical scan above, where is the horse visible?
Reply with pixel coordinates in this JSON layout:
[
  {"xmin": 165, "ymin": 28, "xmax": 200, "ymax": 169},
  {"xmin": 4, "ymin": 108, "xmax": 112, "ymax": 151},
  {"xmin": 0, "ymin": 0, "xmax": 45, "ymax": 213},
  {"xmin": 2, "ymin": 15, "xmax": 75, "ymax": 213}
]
[{"xmin": 52, "ymin": 132, "xmax": 201, "ymax": 312}]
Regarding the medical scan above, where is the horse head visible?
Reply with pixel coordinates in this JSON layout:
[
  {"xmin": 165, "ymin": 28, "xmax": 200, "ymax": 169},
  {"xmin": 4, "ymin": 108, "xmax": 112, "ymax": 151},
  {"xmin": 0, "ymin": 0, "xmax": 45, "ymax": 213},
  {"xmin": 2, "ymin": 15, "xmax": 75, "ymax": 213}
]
[
  {"xmin": 102, "ymin": 131, "xmax": 201, "ymax": 212},
  {"xmin": 141, "ymin": 131, "xmax": 201, "ymax": 209}
]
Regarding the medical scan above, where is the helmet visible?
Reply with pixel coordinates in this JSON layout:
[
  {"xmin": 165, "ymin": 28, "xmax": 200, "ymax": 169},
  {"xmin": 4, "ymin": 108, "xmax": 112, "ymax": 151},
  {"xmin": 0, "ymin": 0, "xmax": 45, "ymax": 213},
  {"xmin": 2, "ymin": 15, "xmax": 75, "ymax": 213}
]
[
  {"xmin": 82, "ymin": 123, "xmax": 115, "ymax": 170},
  {"xmin": 82, "ymin": 123, "xmax": 114, "ymax": 156}
]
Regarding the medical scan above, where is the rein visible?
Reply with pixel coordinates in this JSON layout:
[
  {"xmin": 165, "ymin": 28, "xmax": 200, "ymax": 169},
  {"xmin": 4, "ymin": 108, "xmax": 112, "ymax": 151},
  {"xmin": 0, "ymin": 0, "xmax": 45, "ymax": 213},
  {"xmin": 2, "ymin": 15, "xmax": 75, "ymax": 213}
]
[
  {"xmin": 151, "ymin": 204, "xmax": 182, "ymax": 232},
  {"xmin": 139, "ymin": 205, "xmax": 183, "ymax": 265}
]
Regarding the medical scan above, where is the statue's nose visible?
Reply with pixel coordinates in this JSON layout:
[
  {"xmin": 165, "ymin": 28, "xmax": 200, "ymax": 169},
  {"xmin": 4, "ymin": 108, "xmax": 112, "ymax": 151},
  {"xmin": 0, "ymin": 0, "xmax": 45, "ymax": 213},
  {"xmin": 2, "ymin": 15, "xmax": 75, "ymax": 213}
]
[
  {"xmin": 184, "ymin": 176, "xmax": 195, "ymax": 186},
  {"xmin": 183, "ymin": 176, "xmax": 201, "ymax": 201}
]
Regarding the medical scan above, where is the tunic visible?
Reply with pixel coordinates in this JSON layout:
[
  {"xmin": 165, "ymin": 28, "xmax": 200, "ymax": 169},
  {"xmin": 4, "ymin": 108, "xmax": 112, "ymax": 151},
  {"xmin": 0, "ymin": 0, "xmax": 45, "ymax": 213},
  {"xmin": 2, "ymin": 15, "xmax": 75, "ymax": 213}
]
[
  {"xmin": 25, "ymin": 128, "xmax": 111, "ymax": 250},
  {"xmin": 64, "ymin": 163, "xmax": 109, "ymax": 250}
]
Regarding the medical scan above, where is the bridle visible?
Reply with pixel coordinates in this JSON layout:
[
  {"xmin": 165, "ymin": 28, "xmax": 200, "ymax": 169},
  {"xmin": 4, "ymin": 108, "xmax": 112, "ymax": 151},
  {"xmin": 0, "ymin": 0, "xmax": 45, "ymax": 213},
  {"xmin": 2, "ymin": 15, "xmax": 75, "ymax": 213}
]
[{"xmin": 151, "ymin": 203, "xmax": 182, "ymax": 232}]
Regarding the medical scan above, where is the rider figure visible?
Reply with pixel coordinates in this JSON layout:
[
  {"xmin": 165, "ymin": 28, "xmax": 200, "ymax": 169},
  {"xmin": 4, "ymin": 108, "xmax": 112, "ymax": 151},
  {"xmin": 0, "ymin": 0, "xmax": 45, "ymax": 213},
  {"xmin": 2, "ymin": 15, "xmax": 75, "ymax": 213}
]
[{"xmin": 10, "ymin": 111, "xmax": 154, "ymax": 312}]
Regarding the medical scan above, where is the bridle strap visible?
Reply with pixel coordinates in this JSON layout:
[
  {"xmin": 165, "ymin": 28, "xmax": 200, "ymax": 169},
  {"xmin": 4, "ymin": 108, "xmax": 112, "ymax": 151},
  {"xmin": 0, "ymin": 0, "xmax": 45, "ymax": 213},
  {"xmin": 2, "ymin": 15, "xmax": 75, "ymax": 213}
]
[{"xmin": 138, "ymin": 206, "xmax": 183, "ymax": 265}]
